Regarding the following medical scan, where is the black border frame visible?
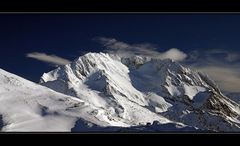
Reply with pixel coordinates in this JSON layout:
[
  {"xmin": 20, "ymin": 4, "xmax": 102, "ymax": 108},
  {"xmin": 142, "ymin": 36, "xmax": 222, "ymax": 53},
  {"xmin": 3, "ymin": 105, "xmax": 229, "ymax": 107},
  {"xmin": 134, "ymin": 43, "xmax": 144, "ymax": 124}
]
[{"xmin": 0, "ymin": 1, "xmax": 240, "ymax": 145}]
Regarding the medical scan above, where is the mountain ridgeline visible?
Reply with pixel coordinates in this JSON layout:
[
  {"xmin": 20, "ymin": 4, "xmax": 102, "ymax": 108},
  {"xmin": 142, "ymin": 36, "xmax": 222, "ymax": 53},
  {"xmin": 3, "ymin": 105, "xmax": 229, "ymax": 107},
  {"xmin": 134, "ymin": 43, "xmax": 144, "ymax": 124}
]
[
  {"xmin": 39, "ymin": 52, "xmax": 240, "ymax": 131},
  {"xmin": 0, "ymin": 52, "xmax": 239, "ymax": 131}
]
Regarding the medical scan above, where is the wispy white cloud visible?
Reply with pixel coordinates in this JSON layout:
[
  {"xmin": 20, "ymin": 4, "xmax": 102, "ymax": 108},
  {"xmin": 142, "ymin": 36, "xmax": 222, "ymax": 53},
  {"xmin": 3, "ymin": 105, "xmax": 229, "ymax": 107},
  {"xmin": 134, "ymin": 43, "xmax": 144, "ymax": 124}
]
[
  {"xmin": 94, "ymin": 37, "xmax": 187, "ymax": 61},
  {"xmin": 26, "ymin": 52, "xmax": 71, "ymax": 67},
  {"xmin": 158, "ymin": 48, "xmax": 187, "ymax": 61},
  {"xmin": 95, "ymin": 37, "xmax": 240, "ymax": 92},
  {"xmin": 195, "ymin": 66, "xmax": 240, "ymax": 93},
  {"xmin": 186, "ymin": 49, "xmax": 240, "ymax": 93},
  {"xmin": 225, "ymin": 53, "xmax": 240, "ymax": 62},
  {"xmin": 186, "ymin": 49, "xmax": 240, "ymax": 66}
]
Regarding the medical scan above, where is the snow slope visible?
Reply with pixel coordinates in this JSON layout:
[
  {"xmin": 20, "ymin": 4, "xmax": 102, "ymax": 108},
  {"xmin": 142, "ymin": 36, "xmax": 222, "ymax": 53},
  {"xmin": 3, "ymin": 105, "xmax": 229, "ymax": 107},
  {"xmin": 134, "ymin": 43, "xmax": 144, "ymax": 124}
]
[
  {"xmin": 1, "ymin": 68, "xmax": 194, "ymax": 131},
  {"xmin": 0, "ymin": 68, "xmax": 128, "ymax": 131},
  {"xmin": 40, "ymin": 52, "xmax": 240, "ymax": 131},
  {"xmin": 40, "ymin": 53, "xmax": 172, "ymax": 126}
]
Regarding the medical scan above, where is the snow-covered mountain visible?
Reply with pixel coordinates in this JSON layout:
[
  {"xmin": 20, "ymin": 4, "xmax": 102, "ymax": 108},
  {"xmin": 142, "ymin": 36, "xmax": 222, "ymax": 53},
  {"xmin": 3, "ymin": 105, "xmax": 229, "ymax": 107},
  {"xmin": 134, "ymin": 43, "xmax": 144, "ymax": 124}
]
[
  {"xmin": 0, "ymin": 52, "xmax": 240, "ymax": 131},
  {"xmin": 0, "ymin": 68, "xmax": 123, "ymax": 131},
  {"xmin": 0, "ymin": 68, "xmax": 195, "ymax": 132},
  {"xmin": 39, "ymin": 52, "xmax": 240, "ymax": 131}
]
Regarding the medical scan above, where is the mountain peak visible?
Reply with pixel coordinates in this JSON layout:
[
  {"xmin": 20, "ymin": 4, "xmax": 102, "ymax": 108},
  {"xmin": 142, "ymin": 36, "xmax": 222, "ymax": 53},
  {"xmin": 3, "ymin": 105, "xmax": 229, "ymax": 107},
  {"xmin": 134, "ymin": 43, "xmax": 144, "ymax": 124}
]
[{"xmin": 38, "ymin": 52, "xmax": 240, "ymax": 131}]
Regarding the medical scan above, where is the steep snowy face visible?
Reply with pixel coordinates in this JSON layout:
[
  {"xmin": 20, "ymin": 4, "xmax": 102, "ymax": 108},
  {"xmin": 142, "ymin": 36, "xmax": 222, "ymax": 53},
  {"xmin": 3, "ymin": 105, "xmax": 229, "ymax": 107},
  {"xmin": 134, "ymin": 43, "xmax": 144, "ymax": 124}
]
[
  {"xmin": 40, "ymin": 53, "xmax": 148, "ymax": 106},
  {"xmin": 40, "ymin": 53, "xmax": 172, "ymax": 126},
  {"xmin": 40, "ymin": 52, "xmax": 240, "ymax": 131},
  {"xmin": 1, "ymin": 68, "xmax": 198, "ymax": 132},
  {"xmin": 0, "ymin": 69, "xmax": 132, "ymax": 131},
  {"xmin": 129, "ymin": 58, "xmax": 240, "ymax": 131},
  {"xmin": 129, "ymin": 58, "xmax": 221, "ymax": 101}
]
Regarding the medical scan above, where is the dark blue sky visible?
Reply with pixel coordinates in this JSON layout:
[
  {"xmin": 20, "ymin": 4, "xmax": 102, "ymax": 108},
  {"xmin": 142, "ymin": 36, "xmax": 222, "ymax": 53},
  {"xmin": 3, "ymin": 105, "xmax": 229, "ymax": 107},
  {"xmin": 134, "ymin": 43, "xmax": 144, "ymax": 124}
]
[{"xmin": 0, "ymin": 14, "xmax": 240, "ymax": 82}]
